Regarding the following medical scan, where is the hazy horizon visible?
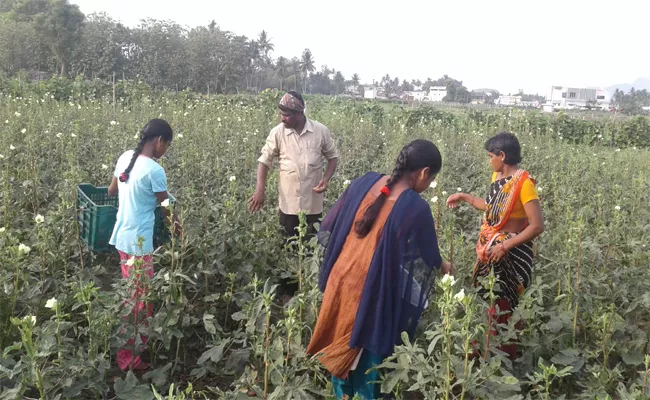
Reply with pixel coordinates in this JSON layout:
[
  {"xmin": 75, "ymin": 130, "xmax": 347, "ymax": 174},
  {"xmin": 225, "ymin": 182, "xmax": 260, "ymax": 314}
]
[{"xmin": 70, "ymin": 0, "xmax": 649, "ymax": 95}]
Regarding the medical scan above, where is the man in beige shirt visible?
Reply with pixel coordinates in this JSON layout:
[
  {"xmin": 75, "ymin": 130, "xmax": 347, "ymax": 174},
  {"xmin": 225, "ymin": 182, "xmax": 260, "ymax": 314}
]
[{"xmin": 248, "ymin": 91, "xmax": 338, "ymax": 238}]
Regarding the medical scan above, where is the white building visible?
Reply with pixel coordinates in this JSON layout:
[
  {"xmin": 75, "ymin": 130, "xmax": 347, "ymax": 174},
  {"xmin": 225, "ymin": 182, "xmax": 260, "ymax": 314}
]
[
  {"xmin": 496, "ymin": 95, "xmax": 523, "ymax": 106},
  {"xmin": 542, "ymin": 103, "xmax": 554, "ymax": 113},
  {"xmin": 521, "ymin": 101, "xmax": 541, "ymax": 108},
  {"xmin": 546, "ymin": 86, "xmax": 610, "ymax": 110},
  {"xmin": 405, "ymin": 91, "xmax": 427, "ymax": 101},
  {"xmin": 427, "ymin": 86, "xmax": 447, "ymax": 102},
  {"xmin": 364, "ymin": 86, "xmax": 380, "ymax": 100}
]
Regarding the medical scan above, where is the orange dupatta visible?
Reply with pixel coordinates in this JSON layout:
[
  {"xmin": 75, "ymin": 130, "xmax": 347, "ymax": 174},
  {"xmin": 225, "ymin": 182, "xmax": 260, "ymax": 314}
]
[{"xmin": 475, "ymin": 170, "xmax": 532, "ymax": 263}]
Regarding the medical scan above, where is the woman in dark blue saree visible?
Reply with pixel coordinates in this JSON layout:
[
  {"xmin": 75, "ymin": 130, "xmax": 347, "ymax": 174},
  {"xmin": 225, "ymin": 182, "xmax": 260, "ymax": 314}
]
[{"xmin": 307, "ymin": 139, "xmax": 454, "ymax": 399}]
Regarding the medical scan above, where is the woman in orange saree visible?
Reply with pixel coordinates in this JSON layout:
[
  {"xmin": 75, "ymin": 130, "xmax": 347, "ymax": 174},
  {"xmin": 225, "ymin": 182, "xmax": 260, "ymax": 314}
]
[
  {"xmin": 447, "ymin": 132, "xmax": 544, "ymax": 358},
  {"xmin": 308, "ymin": 140, "xmax": 454, "ymax": 399}
]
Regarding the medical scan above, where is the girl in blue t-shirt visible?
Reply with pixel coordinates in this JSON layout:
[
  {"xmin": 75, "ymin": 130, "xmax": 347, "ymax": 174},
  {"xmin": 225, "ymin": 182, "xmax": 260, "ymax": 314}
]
[{"xmin": 108, "ymin": 118, "xmax": 179, "ymax": 371}]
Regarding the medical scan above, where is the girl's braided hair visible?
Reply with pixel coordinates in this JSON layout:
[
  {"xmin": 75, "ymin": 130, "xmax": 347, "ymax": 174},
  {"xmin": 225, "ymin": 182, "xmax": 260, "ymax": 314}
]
[
  {"xmin": 354, "ymin": 139, "xmax": 442, "ymax": 237},
  {"xmin": 119, "ymin": 119, "xmax": 173, "ymax": 182}
]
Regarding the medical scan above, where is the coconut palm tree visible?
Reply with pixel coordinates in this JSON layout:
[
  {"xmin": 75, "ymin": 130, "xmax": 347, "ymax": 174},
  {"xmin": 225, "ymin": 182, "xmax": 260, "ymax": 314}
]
[
  {"xmin": 300, "ymin": 49, "xmax": 315, "ymax": 93},
  {"xmin": 257, "ymin": 30, "xmax": 274, "ymax": 63},
  {"xmin": 351, "ymin": 73, "xmax": 360, "ymax": 87},
  {"xmin": 245, "ymin": 39, "xmax": 260, "ymax": 90},
  {"xmin": 351, "ymin": 73, "xmax": 362, "ymax": 96},
  {"xmin": 275, "ymin": 56, "xmax": 290, "ymax": 91},
  {"xmin": 290, "ymin": 57, "xmax": 301, "ymax": 91},
  {"xmin": 333, "ymin": 71, "xmax": 345, "ymax": 95}
]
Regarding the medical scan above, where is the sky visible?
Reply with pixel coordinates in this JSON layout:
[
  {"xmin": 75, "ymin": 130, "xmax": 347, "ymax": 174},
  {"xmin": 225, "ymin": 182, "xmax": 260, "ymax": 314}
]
[{"xmin": 70, "ymin": 0, "xmax": 649, "ymax": 95}]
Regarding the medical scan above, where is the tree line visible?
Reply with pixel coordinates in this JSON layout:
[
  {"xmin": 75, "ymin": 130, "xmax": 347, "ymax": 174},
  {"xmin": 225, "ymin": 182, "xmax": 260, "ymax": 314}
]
[
  {"xmin": 610, "ymin": 88, "xmax": 650, "ymax": 114},
  {"xmin": 0, "ymin": 0, "xmax": 476, "ymax": 100},
  {"xmin": 1, "ymin": 0, "xmax": 647, "ymax": 113}
]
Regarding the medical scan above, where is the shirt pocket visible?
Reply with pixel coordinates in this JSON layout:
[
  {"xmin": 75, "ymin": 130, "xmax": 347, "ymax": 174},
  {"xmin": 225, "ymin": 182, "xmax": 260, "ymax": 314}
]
[
  {"xmin": 279, "ymin": 158, "xmax": 298, "ymax": 175},
  {"xmin": 305, "ymin": 139, "xmax": 323, "ymax": 168}
]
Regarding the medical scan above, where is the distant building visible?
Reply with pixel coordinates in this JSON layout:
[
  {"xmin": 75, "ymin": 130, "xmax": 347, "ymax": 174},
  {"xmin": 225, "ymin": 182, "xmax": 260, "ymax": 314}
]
[
  {"xmin": 364, "ymin": 86, "xmax": 386, "ymax": 100},
  {"xmin": 402, "ymin": 87, "xmax": 447, "ymax": 102},
  {"xmin": 542, "ymin": 103, "xmax": 554, "ymax": 113},
  {"xmin": 427, "ymin": 86, "xmax": 447, "ymax": 102},
  {"xmin": 546, "ymin": 86, "xmax": 610, "ymax": 110},
  {"xmin": 405, "ymin": 91, "xmax": 427, "ymax": 101},
  {"xmin": 470, "ymin": 89, "xmax": 498, "ymax": 104},
  {"xmin": 364, "ymin": 86, "xmax": 378, "ymax": 99},
  {"xmin": 521, "ymin": 100, "xmax": 541, "ymax": 108},
  {"xmin": 496, "ymin": 95, "xmax": 523, "ymax": 106}
]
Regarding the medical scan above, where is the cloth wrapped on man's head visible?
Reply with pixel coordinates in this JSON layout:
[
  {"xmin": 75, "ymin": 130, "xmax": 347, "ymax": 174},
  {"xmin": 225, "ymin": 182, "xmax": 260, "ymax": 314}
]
[{"xmin": 279, "ymin": 92, "xmax": 305, "ymax": 114}]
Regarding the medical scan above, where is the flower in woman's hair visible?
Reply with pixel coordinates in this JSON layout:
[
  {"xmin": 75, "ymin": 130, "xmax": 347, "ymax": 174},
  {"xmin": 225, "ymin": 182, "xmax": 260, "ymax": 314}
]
[{"xmin": 161, "ymin": 199, "xmax": 170, "ymax": 208}]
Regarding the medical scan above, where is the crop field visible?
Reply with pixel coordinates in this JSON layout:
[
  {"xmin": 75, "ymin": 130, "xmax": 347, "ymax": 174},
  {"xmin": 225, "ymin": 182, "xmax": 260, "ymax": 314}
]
[{"xmin": 1, "ymin": 85, "xmax": 649, "ymax": 399}]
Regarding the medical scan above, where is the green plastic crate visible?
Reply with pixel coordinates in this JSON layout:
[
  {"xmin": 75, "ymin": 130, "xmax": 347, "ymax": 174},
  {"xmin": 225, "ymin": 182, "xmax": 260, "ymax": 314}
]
[{"xmin": 76, "ymin": 183, "xmax": 176, "ymax": 253}]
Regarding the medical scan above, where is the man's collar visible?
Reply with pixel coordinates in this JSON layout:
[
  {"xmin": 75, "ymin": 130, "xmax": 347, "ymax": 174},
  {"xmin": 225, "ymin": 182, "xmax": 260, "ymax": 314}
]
[{"xmin": 284, "ymin": 118, "xmax": 314, "ymax": 135}]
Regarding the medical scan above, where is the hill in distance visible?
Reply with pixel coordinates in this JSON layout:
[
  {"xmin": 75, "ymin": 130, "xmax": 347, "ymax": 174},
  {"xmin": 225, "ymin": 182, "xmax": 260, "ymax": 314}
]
[{"xmin": 606, "ymin": 77, "xmax": 650, "ymax": 93}]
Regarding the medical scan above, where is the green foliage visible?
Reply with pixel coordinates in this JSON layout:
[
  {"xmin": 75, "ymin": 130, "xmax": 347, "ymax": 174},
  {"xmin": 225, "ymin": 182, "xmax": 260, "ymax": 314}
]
[
  {"xmin": 0, "ymin": 89, "xmax": 649, "ymax": 399},
  {"xmin": 611, "ymin": 88, "xmax": 650, "ymax": 115},
  {"xmin": 6, "ymin": 0, "xmax": 84, "ymax": 76}
]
